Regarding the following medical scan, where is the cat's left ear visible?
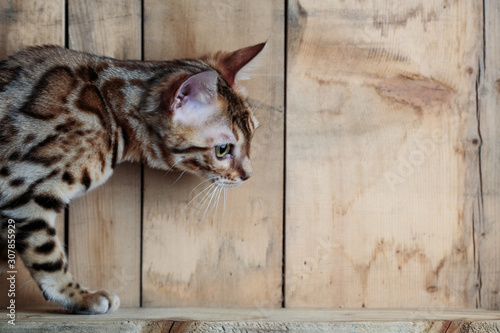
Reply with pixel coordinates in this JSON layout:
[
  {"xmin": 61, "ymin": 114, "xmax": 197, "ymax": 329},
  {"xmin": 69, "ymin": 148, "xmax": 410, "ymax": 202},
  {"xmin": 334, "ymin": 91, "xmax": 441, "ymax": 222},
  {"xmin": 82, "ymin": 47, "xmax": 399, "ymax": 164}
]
[{"xmin": 214, "ymin": 42, "xmax": 266, "ymax": 87}]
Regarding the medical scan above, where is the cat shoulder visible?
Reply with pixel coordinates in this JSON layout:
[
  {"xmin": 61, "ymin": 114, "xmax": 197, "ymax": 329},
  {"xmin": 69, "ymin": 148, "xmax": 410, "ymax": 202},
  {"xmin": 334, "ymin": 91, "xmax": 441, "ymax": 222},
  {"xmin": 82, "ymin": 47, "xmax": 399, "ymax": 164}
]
[
  {"xmin": 4, "ymin": 45, "xmax": 97, "ymax": 68},
  {"xmin": 8, "ymin": 45, "xmax": 67, "ymax": 59}
]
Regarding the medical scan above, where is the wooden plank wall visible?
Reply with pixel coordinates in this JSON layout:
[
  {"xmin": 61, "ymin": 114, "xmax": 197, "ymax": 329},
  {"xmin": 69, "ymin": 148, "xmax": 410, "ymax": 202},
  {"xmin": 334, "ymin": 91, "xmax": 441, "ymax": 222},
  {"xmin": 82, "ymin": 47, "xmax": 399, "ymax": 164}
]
[
  {"xmin": 286, "ymin": 0, "xmax": 484, "ymax": 309},
  {"xmin": 0, "ymin": 0, "xmax": 499, "ymax": 311},
  {"xmin": 479, "ymin": 0, "xmax": 500, "ymax": 311}
]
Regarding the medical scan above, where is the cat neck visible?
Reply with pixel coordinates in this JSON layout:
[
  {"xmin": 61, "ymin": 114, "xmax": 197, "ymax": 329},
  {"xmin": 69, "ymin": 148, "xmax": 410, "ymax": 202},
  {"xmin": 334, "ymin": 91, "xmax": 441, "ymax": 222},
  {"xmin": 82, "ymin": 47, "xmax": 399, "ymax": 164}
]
[{"xmin": 101, "ymin": 61, "xmax": 178, "ymax": 170}]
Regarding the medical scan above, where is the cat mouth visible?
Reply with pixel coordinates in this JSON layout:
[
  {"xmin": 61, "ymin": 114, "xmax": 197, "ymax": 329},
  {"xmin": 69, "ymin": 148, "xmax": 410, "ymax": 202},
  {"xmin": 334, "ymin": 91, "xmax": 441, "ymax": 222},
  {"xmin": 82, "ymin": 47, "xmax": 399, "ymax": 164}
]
[{"xmin": 215, "ymin": 178, "xmax": 242, "ymax": 189}]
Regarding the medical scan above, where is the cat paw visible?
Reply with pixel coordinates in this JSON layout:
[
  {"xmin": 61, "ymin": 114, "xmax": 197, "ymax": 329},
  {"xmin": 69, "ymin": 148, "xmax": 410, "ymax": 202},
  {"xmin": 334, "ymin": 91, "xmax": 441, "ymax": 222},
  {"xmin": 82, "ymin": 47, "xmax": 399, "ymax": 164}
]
[{"xmin": 71, "ymin": 289, "xmax": 120, "ymax": 314}]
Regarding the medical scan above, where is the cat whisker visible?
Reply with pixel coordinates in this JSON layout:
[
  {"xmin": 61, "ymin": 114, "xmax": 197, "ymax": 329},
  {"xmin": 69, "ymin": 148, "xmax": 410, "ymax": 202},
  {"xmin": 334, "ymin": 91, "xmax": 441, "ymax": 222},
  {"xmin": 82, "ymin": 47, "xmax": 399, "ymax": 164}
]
[
  {"xmin": 222, "ymin": 188, "xmax": 227, "ymax": 220},
  {"xmin": 18, "ymin": 278, "xmax": 35, "ymax": 291},
  {"xmin": 213, "ymin": 185, "xmax": 223, "ymax": 220},
  {"xmin": 208, "ymin": 185, "xmax": 222, "ymax": 218},
  {"xmin": 195, "ymin": 184, "xmax": 218, "ymax": 210},
  {"xmin": 188, "ymin": 177, "xmax": 218, "ymax": 199},
  {"xmin": 177, "ymin": 181, "xmax": 217, "ymax": 217},
  {"xmin": 173, "ymin": 170, "xmax": 230, "ymax": 224},
  {"xmin": 251, "ymin": 86, "xmax": 277, "ymax": 114},
  {"xmin": 168, "ymin": 170, "xmax": 186, "ymax": 187},
  {"xmin": 200, "ymin": 185, "xmax": 219, "ymax": 224},
  {"xmin": 162, "ymin": 158, "xmax": 185, "ymax": 179},
  {"xmin": 195, "ymin": 184, "xmax": 224, "ymax": 224},
  {"xmin": 194, "ymin": 183, "xmax": 216, "ymax": 211},
  {"xmin": 207, "ymin": 185, "xmax": 223, "ymax": 221}
]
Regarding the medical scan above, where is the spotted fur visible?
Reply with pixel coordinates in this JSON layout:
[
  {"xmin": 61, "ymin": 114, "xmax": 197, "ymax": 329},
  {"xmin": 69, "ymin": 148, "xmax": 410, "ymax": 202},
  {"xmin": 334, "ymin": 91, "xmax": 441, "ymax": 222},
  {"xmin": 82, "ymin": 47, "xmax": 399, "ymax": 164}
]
[{"xmin": 0, "ymin": 43, "xmax": 264, "ymax": 314}]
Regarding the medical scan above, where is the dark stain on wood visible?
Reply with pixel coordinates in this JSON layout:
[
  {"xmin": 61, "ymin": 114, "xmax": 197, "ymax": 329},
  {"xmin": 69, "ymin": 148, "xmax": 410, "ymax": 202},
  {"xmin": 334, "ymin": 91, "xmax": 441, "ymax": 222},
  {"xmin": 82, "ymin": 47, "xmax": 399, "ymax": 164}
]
[{"xmin": 376, "ymin": 75, "xmax": 452, "ymax": 110}]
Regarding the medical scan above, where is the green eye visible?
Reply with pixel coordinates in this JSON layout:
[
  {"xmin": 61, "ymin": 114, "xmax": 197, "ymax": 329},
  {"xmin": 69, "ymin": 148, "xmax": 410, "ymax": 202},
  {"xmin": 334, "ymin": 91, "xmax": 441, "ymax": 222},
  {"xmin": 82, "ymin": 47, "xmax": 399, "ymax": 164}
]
[{"xmin": 216, "ymin": 144, "xmax": 231, "ymax": 158}]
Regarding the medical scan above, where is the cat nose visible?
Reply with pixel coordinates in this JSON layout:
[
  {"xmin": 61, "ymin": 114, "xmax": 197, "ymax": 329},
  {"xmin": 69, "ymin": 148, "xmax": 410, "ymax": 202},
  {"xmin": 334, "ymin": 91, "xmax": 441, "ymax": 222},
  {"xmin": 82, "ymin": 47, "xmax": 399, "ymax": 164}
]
[
  {"xmin": 240, "ymin": 171, "xmax": 252, "ymax": 181},
  {"xmin": 239, "ymin": 158, "xmax": 252, "ymax": 181}
]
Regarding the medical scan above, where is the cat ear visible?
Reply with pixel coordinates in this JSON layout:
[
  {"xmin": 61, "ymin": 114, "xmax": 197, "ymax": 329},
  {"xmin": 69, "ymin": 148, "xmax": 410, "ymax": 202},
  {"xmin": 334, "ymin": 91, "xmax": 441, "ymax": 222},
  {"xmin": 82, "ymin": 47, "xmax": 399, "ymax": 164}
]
[
  {"xmin": 171, "ymin": 70, "xmax": 218, "ymax": 125},
  {"xmin": 215, "ymin": 42, "xmax": 266, "ymax": 87}
]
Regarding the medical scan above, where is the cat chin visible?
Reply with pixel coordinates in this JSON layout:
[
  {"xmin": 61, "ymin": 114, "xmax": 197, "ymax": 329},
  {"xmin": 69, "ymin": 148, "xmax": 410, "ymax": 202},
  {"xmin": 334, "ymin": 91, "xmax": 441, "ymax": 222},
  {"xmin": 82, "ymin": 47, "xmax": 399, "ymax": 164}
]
[{"xmin": 216, "ymin": 179, "xmax": 243, "ymax": 189}]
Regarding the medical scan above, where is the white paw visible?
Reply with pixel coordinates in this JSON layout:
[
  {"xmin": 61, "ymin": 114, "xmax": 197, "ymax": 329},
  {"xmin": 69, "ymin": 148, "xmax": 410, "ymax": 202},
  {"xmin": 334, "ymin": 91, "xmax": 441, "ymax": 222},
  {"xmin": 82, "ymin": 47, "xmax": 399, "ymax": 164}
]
[
  {"xmin": 74, "ymin": 289, "xmax": 120, "ymax": 314},
  {"xmin": 106, "ymin": 292, "xmax": 120, "ymax": 313}
]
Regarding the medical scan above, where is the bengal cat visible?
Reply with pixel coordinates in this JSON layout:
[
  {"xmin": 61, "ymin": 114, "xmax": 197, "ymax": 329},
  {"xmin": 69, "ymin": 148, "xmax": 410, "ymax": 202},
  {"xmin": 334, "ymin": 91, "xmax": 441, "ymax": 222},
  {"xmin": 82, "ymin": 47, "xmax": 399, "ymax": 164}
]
[{"xmin": 0, "ymin": 43, "xmax": 264, "ymax": 314}]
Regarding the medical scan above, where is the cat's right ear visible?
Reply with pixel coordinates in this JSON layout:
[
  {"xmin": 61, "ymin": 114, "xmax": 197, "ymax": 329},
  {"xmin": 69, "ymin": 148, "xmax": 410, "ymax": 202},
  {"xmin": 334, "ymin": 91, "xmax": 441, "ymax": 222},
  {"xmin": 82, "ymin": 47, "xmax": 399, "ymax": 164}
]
[{"xmin": 170, "ymin": 70, "xmax": 218, "ymax": 126}]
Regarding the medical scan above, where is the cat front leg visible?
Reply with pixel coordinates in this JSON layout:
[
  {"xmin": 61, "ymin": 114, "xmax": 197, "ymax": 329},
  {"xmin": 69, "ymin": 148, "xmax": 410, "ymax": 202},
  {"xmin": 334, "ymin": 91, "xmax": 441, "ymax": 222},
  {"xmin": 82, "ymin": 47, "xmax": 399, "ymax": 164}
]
[{"xmin": 1, "ymin": 207, "xmax": 119, "ymax": 314}]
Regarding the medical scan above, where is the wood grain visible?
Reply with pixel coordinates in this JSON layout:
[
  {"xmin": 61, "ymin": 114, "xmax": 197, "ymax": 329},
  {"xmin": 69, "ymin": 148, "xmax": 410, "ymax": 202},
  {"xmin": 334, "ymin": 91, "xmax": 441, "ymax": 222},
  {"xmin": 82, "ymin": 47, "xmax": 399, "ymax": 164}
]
[
  {"xmin": 2, "ymin": 308, "xmax": 500, "ymax": 333},
  {"xmin": 142, "ymin": 0, "xmax": 284, "ymax": 306},
  {"xmin": 286, "ymin": 0, "xmax": 483, "ymax": 308},
  {"xmin": 0, "ymin": 0, "xmax": 65, "ymax": 309},
  {"xmin": 0, "ymin": 0, "xmax": 64, "ymax": 58},
  {"xmin": 478, "ymin": 0, "xmax": 500, "ymax": 310},
  {"xmin": 67, "ymin": 0, "xmax": 142, "ymax": 307}
]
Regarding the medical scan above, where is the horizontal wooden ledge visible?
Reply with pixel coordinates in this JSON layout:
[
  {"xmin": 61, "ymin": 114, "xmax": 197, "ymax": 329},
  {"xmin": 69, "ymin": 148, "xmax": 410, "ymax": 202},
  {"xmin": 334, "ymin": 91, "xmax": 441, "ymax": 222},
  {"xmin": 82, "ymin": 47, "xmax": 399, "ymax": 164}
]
[{"xmin": 1, "ymin": 307, "xmax": 500, "ymax": 332}]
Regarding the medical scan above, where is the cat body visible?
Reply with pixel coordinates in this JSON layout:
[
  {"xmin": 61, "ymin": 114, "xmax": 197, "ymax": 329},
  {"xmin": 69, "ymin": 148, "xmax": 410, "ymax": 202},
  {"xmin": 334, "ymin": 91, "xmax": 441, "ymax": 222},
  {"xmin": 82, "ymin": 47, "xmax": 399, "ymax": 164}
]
[{"xmin": 0, "ymin": 43, "xmax": 264, "ymax": 313}]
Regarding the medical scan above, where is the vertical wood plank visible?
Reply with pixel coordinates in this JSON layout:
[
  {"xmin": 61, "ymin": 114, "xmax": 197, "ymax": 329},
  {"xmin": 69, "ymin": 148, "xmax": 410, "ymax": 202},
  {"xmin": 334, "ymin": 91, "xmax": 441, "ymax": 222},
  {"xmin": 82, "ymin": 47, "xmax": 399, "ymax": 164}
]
[
  {"xmin": 479, "ymin": 0, "xmax": 500, "ymax": 310},
  {"xmin": 67, "ymin": 0, "xmax": 142, "ymax": 307},
  {"xmin": 286, "ymin": 1, "xmax": 483, "ymax": 308},
  {"xmin": 0, "ymin": 0, "xmax": 64, "ymax": 59},
  {"xmin": 142, "ymin": 0, "xmax": 284, "ymax": 307},
  {"xmin": 0, "ymin": 0, "xmax": 65, "ymax": 308}
]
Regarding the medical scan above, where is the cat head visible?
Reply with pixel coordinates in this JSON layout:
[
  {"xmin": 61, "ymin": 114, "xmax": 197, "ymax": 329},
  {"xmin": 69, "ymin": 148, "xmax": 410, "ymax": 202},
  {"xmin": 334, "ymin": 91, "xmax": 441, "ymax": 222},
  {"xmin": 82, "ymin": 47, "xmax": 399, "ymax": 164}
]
[{"xmin": 144, "ymin": 43, "xmax": 265, "ymax": 188}]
